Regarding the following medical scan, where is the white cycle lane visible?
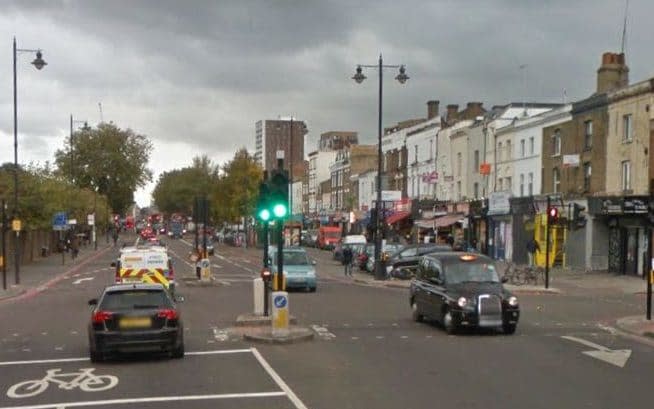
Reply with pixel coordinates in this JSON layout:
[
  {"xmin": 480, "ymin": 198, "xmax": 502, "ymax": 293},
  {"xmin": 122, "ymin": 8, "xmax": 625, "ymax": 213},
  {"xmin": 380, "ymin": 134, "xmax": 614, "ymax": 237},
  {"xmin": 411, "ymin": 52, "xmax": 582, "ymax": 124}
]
[{"xmin": 0, "ymin": 349, "xmax": 308, "ymax": 409}]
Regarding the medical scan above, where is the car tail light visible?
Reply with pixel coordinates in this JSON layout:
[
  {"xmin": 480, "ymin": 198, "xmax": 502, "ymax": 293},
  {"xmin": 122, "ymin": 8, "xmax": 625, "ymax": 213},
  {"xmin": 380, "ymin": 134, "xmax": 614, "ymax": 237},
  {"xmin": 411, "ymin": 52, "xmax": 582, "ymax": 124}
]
[
  {"xmin": 92, "ymin": 311, "xmax": 113, "ymax": 324},
  {"xmin": 168, "ymin": 260, "xmax": 174, "ymax": 279},
  {"xmin": 157, "ymin": 309, "xmax": 178, "ymax": 320}
]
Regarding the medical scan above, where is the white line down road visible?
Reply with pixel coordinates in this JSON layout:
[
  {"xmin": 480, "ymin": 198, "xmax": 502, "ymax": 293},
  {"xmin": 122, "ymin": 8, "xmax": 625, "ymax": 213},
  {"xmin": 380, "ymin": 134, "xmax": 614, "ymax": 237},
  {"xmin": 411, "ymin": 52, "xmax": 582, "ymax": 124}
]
[
  {"xmin": 561, "ymin": 336, "xmax": 632, "ymax": 368},
  {"xmin": 72, "ymin": 278, "xmax": 94, "ymax": 285}
]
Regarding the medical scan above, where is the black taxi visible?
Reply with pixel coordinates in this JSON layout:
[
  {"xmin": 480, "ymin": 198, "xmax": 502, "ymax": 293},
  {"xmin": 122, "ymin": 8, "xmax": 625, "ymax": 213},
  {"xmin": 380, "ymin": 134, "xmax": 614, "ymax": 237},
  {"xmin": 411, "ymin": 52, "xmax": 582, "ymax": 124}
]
[{"xmin": 409, "ymin": 252, "xmax": 520, "ymax": 334}]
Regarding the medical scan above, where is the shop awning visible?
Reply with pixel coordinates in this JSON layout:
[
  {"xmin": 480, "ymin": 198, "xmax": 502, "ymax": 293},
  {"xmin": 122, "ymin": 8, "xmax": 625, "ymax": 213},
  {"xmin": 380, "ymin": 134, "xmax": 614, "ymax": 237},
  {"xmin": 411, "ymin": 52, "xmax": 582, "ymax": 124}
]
[
  {"xmin": 385, "ymin": 211, "xmax": 411, "ymax": 225},
  {"xmin": 432, "ymin": 214, "xmax": 464, "ymax": 228}
]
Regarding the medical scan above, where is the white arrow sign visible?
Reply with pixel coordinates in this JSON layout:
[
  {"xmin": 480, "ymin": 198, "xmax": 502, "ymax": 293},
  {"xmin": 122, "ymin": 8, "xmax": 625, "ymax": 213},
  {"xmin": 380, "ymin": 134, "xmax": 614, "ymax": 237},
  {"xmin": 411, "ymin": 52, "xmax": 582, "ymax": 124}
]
[
  {"xmin": 561, "ymin": 335, "xmax": 631, "ymax": 368},
  {"xmin": 72, "ymin": 277, "xmax": 94, "ymax": 285}
]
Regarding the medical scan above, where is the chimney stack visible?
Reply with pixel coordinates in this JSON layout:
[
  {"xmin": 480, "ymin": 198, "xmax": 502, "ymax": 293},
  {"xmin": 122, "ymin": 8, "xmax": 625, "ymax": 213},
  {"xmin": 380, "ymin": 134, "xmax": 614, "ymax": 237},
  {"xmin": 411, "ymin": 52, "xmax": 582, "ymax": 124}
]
[
  {"xmin": 427, "ymin": 100, "xmax": 440, "ymax": 119},
  {"xmin": 597, "ymin": 52, "xmax": 629, "ymax": 93},
  {"xmin": 462, "ymin": 102, "xmax": 484, "ymax": 120},
  {"xmin": 446, "ymin": 104, "xmax": 459, "ymax": 123}
]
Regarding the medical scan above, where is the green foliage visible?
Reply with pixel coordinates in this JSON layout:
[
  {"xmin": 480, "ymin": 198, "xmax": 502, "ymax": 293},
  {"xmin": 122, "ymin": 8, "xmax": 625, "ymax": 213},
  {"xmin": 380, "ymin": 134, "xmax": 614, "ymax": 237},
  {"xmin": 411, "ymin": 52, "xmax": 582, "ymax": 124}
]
[
  {"xmin": 211, "ymin": 149, "xmax": 262, "ymax": 224},
  {"xmin": 152, "ymin": 155, "xmax": 219, "ymax": 215},
  {"xmin": 54, "ymin": 122, "xmax": 153, "ymax": 215}
]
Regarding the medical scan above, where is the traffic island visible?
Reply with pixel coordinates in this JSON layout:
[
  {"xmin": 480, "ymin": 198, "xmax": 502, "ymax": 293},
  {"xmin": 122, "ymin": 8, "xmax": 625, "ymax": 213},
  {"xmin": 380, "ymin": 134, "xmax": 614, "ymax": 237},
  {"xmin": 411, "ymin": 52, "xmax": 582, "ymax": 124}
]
[
  {"xmin": 236, "ymin": 313, "xmax": 297, "ymax": 327},
  {"xmin": 242, "ymin": 326, "xmax": 314, "ymax": 344}
]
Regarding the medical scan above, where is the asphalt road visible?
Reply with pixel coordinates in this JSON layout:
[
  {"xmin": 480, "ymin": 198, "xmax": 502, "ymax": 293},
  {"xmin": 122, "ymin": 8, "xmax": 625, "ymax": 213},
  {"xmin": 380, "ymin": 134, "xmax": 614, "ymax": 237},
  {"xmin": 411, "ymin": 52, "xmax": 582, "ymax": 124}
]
[{"xmin": 0, "ymin": 234, "xmax": 652, "ymax": 409}]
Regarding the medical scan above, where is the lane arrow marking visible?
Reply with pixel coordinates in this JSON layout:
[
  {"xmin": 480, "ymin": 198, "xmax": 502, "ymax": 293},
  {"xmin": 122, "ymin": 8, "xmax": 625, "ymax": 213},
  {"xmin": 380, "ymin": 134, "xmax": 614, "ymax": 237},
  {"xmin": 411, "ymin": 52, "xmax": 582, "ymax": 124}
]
[
  {"xmin": 561, "ymin": 335, "xmax": 631, "ymax": 368},
  {"xmin": 72, "ymin": 277, "xmax": 94, "ymax": 285}
]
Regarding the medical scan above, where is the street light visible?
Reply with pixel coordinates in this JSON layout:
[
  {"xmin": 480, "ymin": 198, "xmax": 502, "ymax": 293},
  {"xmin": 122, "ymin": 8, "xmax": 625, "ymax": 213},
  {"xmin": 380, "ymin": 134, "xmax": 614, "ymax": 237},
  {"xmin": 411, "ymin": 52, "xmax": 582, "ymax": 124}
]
[
  {"xmin": 353, "ymin": 54, "xmax": 408, "ymax": 280},
  {"xmin": 12, "ymin": 37, "xmax": 47, "ymax": 285}
]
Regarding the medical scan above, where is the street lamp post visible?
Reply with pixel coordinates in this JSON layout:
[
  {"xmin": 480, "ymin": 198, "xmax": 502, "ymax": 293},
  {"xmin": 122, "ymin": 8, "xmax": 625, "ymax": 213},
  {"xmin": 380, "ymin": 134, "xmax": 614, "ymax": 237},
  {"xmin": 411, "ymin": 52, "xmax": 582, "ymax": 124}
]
[
  {"xmin": 12, "ymin": 37, "xmax": 47, "ymax": 285},
  {"xmin": 353, "ymin": 54, "xmax": 409, "ymax": 280}
]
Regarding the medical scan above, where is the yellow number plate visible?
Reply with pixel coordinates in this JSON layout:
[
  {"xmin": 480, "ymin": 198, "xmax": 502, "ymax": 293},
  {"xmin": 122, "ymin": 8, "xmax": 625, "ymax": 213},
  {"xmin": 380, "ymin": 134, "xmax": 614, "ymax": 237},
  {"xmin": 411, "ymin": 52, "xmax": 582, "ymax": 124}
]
[{"xmin": 119, "ymin": 317, "xmax": 152, "ymax": 329}]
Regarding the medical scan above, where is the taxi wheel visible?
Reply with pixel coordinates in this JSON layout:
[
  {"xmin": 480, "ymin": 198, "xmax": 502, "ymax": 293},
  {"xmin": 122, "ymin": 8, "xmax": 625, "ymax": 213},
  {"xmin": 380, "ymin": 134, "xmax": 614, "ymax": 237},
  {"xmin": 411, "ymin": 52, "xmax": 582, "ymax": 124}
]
[
  {"xmin": 90, "ymin": 348, "xmax": 104, "ymax": 363},
  {"xmin": 442, "ymin": 310, "xmax": 457, "ymax": 335},
  {"xmin": 411, "ymin": 300, "xmax": 423, "ymax": 322},
  {"xmin": 503, "ymin": 323, "xmax": 517, "ymax": 335},
  {"xmin": 309, "ymin": 286, "xmax": 316, "ymax": 292},
  {"xmin": 171, "ymin": 342, "xmax": 185, "ymax": 359}
]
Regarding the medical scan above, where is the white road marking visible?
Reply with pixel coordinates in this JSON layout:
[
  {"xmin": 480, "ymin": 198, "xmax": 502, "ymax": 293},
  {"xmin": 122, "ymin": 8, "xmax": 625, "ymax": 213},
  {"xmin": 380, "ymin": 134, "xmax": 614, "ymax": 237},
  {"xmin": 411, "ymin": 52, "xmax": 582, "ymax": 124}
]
[
  {"xmin": 212, "ymin": 328, "xmax": 229, "ymax": 342},
  {"xmin": 0, "ymin": 349, "xmax": 252, "ymax": 366},
  {"xmin": 392, "ymin": 323, "xmax": 398, "ymax": 327},
  {"xmin": 597, "ymin": 323, "xmax": 619, "ymax": 335},
  {"xmin": 401, "ymin": 336, "xmax": 409, "ymax": 339},
  {"xmin": 351, "ymin": 337, "xmax": 359, "ymax": 340},
  {"xmin": 70, "ymin": 331, "xmax": 78, "ymax": 335},
  {"xmin": 72, "ymin": 277, "xmax": 94, "ymax": 285},
  {"xmin": 21, "ymin": 349, "xmax": 30, "ymax": 352},
  {"xmin": 0, "ymin": 392, "xmax": 287, "ymax": 409},
  {"xmin": 375, "ymin": 336, "xmax": 384, "ymax": 339},
  {"xmin": 561, "ymin": 335, "xmax": 631, "ymax": 368},
  {"xmin": 41, "ymin": 332, "xmax": 47, "ymax": 336},
  {"xmin": 251, "ymin": 348, "xmax": 309, "ymax": 409},
  {"xmin": 311, "ymin": 325, "xmax": 336, "ymax": 340},
  {"xmin": 54, "ymin": 347, "xmax": 64, "ymax": 351},
  {"xmin": 13, "ymin": 334, "xmax": 19, "ymax": 337}
]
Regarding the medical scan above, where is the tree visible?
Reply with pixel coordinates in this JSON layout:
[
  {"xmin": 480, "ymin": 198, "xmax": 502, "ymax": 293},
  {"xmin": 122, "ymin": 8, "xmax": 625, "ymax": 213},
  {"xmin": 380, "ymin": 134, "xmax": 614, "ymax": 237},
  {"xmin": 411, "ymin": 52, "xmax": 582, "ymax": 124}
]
[
  {"xmin": 54, "ymin": 122, "xmax": 153, "ymax": 215},
  {"xmin": 211, "ymin": 149, "xmax": 262, "ymax": 224},
  {"xmin": 152, "ymin": 155, "xmax": 219, "ymax": 215}
]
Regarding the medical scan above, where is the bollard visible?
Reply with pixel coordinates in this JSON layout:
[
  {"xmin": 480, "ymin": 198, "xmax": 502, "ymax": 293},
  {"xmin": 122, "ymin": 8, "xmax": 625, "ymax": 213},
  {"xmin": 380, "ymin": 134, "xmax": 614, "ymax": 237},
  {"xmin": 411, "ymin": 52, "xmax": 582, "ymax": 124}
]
[
  {"xmin": 253, "ymin": 278, "xmax": 264, "ymax": 316},
  {"xmin": 271, "ymin": 291, "xmax": 289, "ymax": 337}
]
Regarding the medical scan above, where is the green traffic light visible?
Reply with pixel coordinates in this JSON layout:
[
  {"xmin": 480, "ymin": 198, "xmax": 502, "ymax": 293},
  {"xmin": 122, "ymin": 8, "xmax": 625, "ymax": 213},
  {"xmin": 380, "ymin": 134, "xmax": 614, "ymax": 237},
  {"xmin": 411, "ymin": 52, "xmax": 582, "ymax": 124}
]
[
  {"xmin": 273, "ymin": 203, "xmax": 287, "ymax": 218},
  {"xmin": 258, "ymin": 208, "xmax": 271, "ymax": 221}
]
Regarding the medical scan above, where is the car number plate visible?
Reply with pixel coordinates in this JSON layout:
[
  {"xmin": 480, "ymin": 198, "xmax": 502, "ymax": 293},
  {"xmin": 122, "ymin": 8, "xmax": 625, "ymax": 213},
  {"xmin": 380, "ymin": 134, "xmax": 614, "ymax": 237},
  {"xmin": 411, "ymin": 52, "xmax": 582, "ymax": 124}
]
[
  {"xmin": 122, "ymin": 278, "xmax": 141, "ymax": 283},
  {"xmin": 119, "ymin": 317, "xmax": 152, "ymax": 329}
]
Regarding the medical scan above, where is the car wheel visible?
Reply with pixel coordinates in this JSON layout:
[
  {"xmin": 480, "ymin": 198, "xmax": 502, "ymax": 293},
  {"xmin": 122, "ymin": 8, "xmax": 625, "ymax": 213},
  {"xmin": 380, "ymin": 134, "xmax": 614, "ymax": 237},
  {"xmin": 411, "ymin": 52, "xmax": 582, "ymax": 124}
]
[
  {"xmin": 90, "ymin": 348, "xmax": 104, "ymax": 363},
  {"xmin": 442, "ymin": 309, "xmax": 457, "ymax": 335},
  {"xmin": 411, "ymin": 300, "xmax": 423, "ymax": 322},
  {"xmin": 171, "ymin": 341, "xmax": 185, "ymax": 359},
  {"xmin": 309, "ymin": 286, "xmax": 317, "ymax": 293},
  {"xmin": 503, "ymin": 323, "xmax": 517, "ymax": 335}
]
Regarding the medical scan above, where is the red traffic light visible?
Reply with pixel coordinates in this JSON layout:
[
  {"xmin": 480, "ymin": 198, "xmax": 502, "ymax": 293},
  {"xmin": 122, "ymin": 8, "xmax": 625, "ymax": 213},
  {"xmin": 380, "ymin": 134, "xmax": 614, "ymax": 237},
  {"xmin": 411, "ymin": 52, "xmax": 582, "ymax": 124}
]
[
  {"xmin": 547, "ymin": 206, "xmax": 559, "ymax": 224},
  {"xmin": 261, "ymin": 268, "xmax": 272, "ymax": 281}
]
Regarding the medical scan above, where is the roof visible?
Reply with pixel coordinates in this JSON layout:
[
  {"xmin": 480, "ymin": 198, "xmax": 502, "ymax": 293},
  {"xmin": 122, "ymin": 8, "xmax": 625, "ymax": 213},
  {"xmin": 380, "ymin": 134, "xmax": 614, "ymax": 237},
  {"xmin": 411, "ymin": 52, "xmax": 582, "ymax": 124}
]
[
  {"xmin": 104, "ymin": 283, "xmax": 166, "ymax": 292},
  {"xmin": 423, "ymin": 252, "xmax": 494, "ymax": 265}
]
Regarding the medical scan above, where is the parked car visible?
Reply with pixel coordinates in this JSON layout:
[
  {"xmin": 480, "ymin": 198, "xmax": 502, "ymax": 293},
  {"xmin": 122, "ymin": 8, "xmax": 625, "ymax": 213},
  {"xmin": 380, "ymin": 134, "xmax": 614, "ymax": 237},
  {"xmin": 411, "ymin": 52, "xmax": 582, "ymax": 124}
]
[
  {"xmin": 269, "ymin": 246, "xmax": 317, "ymax": 292},
  {"xmin": 388, "ymin": 244, "xmax": 452, "ymax": 279},
  {"xmin": 364, "ymin": 243, "xmax": 406, "ymax": 273},
  {"xmin": 87, "ymin": 283, "xmax": 185, "ymax": 362},
  {"xmin": 333, "ymin": 234, "xmax": 367, "ymax": 262},
  {"xmin": 385, "ymin": 244, "xmax": 452, "ymax": 276},
  {"xmin": 301, "ymin": 232, "xmax": 317, "ymax": 247},
  {"xmin": 409, "ymin": 252, "xmax": 520, "ymax": 334}
]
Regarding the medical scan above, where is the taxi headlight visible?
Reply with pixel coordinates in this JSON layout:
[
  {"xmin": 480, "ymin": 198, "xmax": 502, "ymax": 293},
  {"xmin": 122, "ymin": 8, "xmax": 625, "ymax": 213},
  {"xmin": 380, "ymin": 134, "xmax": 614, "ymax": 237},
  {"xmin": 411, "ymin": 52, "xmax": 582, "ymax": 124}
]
[
  {"xmin": 457, "ymin": 297, "xmax": 468, "ymax": 308},
  {"xmin": 508, "ymin": 296, "xmax": 519, "ymax": 306}
]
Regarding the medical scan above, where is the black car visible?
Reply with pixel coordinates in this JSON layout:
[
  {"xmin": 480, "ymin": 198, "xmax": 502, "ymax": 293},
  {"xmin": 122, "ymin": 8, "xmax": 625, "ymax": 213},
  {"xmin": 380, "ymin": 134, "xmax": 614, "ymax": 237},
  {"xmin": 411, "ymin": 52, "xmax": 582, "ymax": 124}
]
[
  {"xmin": 88, "ymin": 283, "xmax": 185, "ymax": 362},
  {"xmin": 409, "ymin": 252, "xmax": 520, "ymax": 334},
  {"xmin": 385, "ymin": 244, "xmax": 452, "ymax": 276}
]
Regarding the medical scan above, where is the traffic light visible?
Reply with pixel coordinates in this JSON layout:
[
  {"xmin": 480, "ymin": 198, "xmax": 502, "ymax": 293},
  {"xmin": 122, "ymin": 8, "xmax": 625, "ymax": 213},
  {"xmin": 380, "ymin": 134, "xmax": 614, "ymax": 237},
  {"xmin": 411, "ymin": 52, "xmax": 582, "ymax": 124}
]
[
  {"xmin": 255, "ymin": 181, "xmax": 271, "ymax": 222},
  {"xmin": 572, "ymin": 203, "xmax": 586, "ymax": 229},
  {"xmin": 547, "ymin": 206, "xmax": 559, "ymax": 225},
  {"xmin": 269, "ymin": 169, "xmax": 289, "ymax": 219}
]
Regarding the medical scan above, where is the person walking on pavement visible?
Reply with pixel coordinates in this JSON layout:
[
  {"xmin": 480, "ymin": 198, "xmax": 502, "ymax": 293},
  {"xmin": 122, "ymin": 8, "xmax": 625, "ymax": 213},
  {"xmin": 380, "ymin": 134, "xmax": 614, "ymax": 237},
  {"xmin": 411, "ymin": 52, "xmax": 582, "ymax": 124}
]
[
  {"xmin": 112, "ymin": 228, "xmax": 119, "ymax": 247},
  {"xmin": 70, "ymin": 234, "xmax": 80, "ymax": 260},
  {"xmin": 526, "ymin": 238, "xmax": 540, "ymax": 267},
  {"xmin": 342, "ymin": 245, "xmax": 354, "ymax": 276}
]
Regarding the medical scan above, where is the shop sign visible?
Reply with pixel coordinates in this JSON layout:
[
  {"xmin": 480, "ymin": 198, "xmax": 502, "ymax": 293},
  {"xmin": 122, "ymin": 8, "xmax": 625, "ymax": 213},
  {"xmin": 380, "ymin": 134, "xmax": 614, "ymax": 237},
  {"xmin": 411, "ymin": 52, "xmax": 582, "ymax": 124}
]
[
  {"xmin": 623, "ymin": 197, "xmax": 647, "ymax": 214},
  {"xmin": 488, "ymin": 191, "xmax": 512, "ymax": 216},
  {"xmin": 600, "ymin": 198, "xmax": 623, "ymax": 215}
]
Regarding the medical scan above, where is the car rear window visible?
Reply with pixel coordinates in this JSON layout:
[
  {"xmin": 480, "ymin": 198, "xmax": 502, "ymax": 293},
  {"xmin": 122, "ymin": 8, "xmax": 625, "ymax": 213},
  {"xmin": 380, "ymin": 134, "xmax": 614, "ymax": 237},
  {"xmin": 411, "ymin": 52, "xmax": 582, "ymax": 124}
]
[
  {"xmin": 100, "ymin": 290, "xmax": 172, "ymax": 310},
  {"xmin": 282, "ymin": 251, "xmax": 310, "ymax": 265}
]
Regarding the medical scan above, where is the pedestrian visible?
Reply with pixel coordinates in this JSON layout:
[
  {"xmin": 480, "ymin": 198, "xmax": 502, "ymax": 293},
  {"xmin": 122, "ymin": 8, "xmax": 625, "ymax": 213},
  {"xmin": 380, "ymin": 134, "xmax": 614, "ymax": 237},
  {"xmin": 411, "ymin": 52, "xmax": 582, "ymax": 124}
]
[
  {"xmin": 342, "ymin": 245, "xmax": 353, "ymax": 276},
  {"xmin": 526, "ymin": 238, "xmax": 540, "ymax": 266},
  {"xmin": 70, "ymin": 234, "xmax": 80, "ymax": 260},
  {"xmin": 112, "ymin": 229, "xmax": 119, "ymax": 247}
]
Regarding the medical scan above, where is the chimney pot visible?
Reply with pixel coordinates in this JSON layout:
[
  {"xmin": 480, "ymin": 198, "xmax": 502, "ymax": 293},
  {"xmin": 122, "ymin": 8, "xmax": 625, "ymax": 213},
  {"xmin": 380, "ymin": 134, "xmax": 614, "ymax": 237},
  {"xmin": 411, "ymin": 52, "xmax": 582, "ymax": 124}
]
[{"xmin": 427, "ymin": 100, "xmax": 440, "ymax": 119}]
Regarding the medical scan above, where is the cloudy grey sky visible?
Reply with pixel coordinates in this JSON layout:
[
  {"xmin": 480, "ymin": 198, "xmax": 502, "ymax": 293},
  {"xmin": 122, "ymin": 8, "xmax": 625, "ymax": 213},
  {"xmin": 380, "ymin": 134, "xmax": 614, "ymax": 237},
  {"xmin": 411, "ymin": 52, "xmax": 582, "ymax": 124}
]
[{"xmin": 2, "ymin": 0, "xmax": 653, "ymax": 207}]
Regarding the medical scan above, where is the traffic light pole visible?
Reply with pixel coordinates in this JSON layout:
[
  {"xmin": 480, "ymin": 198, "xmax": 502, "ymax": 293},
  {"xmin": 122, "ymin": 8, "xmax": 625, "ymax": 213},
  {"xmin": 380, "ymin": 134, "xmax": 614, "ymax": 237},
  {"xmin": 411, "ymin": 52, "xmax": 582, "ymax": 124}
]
[
  {"xmin": 263, "ymin": 221, "xmax": 269, "ymax": 317},
  {"xmin": 545, "ymin": 196, "xmax": 551, "ymax": 289},
  {"xmin": 2, "ymin": 199, "xmax": 6, "ymax": 291},
  {"xmin": 277, "ymin": 221, "xmax": 284, "ymax": 291}
]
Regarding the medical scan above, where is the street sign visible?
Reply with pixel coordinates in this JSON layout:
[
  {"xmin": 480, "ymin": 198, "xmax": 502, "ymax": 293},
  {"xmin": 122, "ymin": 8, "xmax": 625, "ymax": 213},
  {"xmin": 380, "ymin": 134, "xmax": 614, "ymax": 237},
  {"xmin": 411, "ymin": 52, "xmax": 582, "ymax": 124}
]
[
  {"xmin": 87, "ymin": 214, "xmax": 95, "ymax": 226},
  {"xmin": 272, "ymin": 291, "xmax": 289, "ymax": 336},
  {"xmin": 53, "ymin": 212, "xmax": 69, "ymax": 231},
  {"xmin": 69, "ymin": 219, "xmax": 78, "ymax": 225},
  {"xmin": 11, "ymin": 219, "xmax": 21, "ymax": 232}
]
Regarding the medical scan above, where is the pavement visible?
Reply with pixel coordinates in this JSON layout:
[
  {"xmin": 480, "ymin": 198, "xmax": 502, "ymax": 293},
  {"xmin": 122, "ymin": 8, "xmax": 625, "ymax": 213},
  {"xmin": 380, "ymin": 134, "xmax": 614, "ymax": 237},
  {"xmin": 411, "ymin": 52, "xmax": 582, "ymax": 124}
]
[{"xmin": 0, "ymin": 237, "xmax": 115, "ymax": 302}]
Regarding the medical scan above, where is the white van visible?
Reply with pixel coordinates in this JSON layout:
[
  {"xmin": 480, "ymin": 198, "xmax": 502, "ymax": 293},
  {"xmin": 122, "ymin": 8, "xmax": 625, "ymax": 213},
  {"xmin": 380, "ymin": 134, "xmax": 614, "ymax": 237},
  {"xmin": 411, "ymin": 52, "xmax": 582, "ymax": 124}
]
[{"xmin": 342, "ymin": 234, "xmax": 367, "ymax": 245}]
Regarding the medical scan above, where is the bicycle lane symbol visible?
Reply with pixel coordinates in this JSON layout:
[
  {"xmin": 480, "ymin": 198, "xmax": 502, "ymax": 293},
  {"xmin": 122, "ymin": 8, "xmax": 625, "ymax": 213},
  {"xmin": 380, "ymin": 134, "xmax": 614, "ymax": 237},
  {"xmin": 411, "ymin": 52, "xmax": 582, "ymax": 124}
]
[{"xmin": 6, "ymin": 368, "xmax": 118, "ymax": 399}]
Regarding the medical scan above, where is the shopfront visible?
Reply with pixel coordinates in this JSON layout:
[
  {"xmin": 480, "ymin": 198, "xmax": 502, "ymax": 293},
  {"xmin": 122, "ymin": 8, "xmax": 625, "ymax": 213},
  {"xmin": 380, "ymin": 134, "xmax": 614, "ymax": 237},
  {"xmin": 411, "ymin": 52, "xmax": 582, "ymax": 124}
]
[
  {"xmin": 588, "ymin": 196, "xmax": 651, "ymax": 276},
  {"xmin": 487, "ymin": 191, "xmax": 512, "ymax": 261}
]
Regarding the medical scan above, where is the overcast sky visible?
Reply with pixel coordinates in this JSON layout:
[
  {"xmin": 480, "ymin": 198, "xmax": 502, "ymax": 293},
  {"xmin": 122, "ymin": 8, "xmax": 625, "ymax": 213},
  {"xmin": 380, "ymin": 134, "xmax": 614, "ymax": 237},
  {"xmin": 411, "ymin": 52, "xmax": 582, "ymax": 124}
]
[{"xmin": 2, "ymin": 0, "xmax": 653, "ymax": 207}]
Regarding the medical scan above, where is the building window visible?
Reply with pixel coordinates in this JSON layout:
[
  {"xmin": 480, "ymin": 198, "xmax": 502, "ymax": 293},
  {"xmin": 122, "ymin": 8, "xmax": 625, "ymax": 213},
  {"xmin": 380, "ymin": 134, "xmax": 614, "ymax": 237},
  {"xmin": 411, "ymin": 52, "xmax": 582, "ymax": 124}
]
[
  {"xmin": 583, "ymin": 162, "xmax": 591, "ymax": 192},
  {"xmin": 520, "ymin": 174, "xmax": 524, "ymax": 197},
  {"xmin": 506, "ymin": 140, "xmax": 512, "ymax": 160},
  {"xmin": 430, "ymin": 139, "xmax": 434, "ymax": 161},
  {"xmin": 498, "ymin": 178, "xmax": 503, "ymax": 191},
  {"xmin": 529, "ymin": 137, "xmax": 534, "ymax": 155},
  {"xmin": 497, "ymin": 142, "xmax": 503, "ymax": 161},
  {"xmin": 473, "ymin": 182, "xmax": 479, "ymax": 198},
  {"xmin": 621, "ymin": 160, "xmax": 631, "ymax": 191},
  {"xmin": 457, "ymin": 152, "xmax": 462, "ymax": 176},
  {"xmin": 474, "ymin": 150, "xmax": 479, "ymax": 169},
  {"xmin": 520, "ymin": 139, "xmax": 525, "ymax": 158},
  {"xmin": 528, "ymin": 172, "xmax": 533, "ymax": 196},
  {"xmin": 584, "ymin": 120, "xmax": 593, "ymax": 150},
  {"xmin": 414, "ymin": 145, "xmax": 418, "ymax": 165},
  {"xmin": 552, "ymin": 129, "xmax": 561, "ymax": 156},
  {"xmin": 553, "ymin": 168, "xmax": 560, "ymax": 193},
  {"xmin": 505, "ymin": 177, "xmax": 512, "ymax": 191},
  {"xmin": 457, "ymin": 181, "xmax": 461, "ymax": 201},
  {"xmin": 623, "ymin": 114, "xmax": 633, "ymax": 142}
]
